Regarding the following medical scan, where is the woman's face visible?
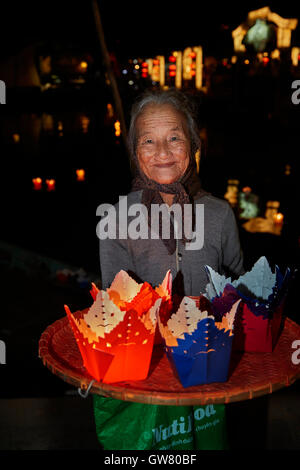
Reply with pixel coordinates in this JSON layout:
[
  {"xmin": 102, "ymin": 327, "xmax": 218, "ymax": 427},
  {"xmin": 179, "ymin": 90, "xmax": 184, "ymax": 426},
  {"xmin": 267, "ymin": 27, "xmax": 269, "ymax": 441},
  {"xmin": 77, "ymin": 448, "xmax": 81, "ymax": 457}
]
[{"xmin": 135, "ymin": 104, "xmax": 190, "ymax": 184}]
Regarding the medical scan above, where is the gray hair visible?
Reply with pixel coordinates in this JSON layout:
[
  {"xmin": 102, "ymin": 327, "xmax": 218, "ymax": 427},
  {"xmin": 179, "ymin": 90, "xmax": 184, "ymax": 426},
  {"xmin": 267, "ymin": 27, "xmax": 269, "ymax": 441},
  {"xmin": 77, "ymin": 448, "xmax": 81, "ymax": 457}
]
[{"xmin": 127, "ymin": 88, "xmax": 201, "ymax": 173}]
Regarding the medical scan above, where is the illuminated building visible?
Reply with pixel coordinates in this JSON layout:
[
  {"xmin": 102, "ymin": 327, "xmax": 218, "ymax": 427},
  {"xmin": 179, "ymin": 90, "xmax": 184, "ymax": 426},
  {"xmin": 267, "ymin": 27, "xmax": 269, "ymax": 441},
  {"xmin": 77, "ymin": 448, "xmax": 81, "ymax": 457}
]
[{"xmin": 232, "ymin": 7, "xmax": 298, "ymax": 54}]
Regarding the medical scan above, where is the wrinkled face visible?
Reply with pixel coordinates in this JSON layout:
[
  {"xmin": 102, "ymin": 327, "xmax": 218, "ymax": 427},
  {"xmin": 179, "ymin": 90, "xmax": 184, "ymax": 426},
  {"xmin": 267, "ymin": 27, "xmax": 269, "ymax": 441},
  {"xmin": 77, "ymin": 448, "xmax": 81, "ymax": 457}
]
[{"xmin": 135, "ymin": 104, "xmax": 190, "ymax": 184}]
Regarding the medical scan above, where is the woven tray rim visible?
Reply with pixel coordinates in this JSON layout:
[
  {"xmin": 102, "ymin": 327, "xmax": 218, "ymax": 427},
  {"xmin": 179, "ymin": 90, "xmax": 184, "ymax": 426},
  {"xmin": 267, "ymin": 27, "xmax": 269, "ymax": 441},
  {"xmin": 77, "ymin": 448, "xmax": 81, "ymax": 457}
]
[{"xmin": 38, "ymin": 315, "xmax": 300, "ymax": 405}]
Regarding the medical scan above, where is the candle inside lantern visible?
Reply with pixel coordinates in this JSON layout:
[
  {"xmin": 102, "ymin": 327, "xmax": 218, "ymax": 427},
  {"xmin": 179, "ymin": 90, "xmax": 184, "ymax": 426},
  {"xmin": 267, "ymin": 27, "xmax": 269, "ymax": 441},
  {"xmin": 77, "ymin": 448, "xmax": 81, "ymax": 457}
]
[
  {"xmin": 273, "ymin": 213, "xmax": 284, "ymax": 226},
  {"xmin": 46, "ymin": 179, "xmax": 55, "ymax": 191},
  {"xmin": 32, "ymin": 177, "xmax": 42, "ymax": 190},
  {"xmin": 76, "ymin": 169, "xmax": 85, "ymax": 181}
]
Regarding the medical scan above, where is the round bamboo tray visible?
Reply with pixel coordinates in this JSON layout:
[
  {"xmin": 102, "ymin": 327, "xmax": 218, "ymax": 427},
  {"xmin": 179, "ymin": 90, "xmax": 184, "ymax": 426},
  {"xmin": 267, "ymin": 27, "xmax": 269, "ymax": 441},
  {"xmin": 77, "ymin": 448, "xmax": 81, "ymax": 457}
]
[{"xmin": 39, "ymin": 312, "xmax": 300, "ymax": 406}]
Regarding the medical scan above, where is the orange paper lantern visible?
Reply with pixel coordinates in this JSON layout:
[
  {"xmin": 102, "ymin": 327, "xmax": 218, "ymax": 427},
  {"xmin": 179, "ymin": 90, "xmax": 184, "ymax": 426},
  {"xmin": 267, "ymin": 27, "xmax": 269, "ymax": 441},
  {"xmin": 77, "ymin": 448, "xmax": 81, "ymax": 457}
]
[
  {"xmin": 273, "ymin": 212, "xmax": 284, "ymax": 226},
  {"xmin": 76, "ymin": 169, "xmax": 85, "ymax": 181},
  {"xmin": 64, "ymin": 270, "xmax": 172, "ymax": 383}
]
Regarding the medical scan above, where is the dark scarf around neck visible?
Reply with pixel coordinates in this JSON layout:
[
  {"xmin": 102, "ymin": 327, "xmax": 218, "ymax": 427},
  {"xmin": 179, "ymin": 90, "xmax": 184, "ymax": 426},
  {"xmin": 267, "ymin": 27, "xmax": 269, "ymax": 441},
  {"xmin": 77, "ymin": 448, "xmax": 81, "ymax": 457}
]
[{"xmin": 131, "ymin": 157, "xmax": 209, "ymax": 254}]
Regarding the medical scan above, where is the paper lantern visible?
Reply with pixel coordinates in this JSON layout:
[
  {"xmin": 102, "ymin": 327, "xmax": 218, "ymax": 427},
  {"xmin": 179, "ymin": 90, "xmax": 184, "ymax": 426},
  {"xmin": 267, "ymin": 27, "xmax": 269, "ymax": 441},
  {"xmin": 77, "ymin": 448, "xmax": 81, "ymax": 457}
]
[
  {"xmin": 158, "ymin": 295, "xmax": 240, "ymax": 387},
  {"xmin": 114, "ymin": 120, "xmax": 121, "ymax": 137},
  {"xmin": 107, "ymin": 103, "xmax": 114, "ymax": 118},
  {"xmin": 205, "ymin": 256, "xmax": 291, "ymax": 352},
  {"xmin": 32, "ymin": 177, "xmax": 42, "ymax": 190},
  {"xmin": 76, "ymin": 169, "xmax": 85, "ymax": 181},
  {"xmin": 79, "ymin": 61, "xmax": 88, "ymax": 71},
  {"xmin": 45, "ymin": 179, "xmax": 55, "ymax": 191},
  {"xmin": 273, "ymin": 213, "xmax": 284, "ymax": 226},
  {"xmin": 64, "ymin": 270, "xmax": 175, "ymax": 383}
]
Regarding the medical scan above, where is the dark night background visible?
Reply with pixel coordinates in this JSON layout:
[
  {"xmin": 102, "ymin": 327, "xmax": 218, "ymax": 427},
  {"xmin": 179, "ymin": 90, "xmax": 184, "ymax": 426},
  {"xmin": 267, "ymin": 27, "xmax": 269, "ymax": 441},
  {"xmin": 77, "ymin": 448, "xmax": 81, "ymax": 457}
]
[
  {"xmin": 1, "ymin": 1, "xmax": 300, "ymax": 57},
  {"xmin": 0, "ymin": 1, "xmax": 299, "ymax": 451}
]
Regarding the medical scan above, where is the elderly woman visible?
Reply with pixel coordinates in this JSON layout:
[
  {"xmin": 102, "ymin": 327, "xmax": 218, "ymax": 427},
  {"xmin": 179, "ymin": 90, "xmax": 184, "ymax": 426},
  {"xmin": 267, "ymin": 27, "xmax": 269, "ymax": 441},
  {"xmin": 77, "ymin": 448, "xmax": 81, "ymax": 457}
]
[{"xmin": 94, "ymin": 88, "xmax": 244, "ymax": 450}]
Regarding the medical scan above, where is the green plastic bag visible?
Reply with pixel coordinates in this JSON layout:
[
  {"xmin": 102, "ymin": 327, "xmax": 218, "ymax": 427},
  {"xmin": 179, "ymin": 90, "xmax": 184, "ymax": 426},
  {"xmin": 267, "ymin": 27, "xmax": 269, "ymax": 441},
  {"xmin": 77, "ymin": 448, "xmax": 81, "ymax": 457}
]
[
  {"xmin": 193, "ymin": 404, "xmax": 228, "ymax": 450},
  {"xmin": 93, "ymin": 395, "xmax": 227, "ymax": 450}
]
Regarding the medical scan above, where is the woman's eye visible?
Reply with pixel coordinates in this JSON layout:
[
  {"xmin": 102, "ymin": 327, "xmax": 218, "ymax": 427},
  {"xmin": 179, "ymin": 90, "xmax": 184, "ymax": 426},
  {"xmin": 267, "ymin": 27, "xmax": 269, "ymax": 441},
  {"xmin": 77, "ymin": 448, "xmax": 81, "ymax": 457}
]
[
  {"xmin": 170, "ymin": 136, "xmax": 179, "ymax": 142},
  {"xmin": 144, "ymin": 138, "xmax": 153, "ymax": 144}
]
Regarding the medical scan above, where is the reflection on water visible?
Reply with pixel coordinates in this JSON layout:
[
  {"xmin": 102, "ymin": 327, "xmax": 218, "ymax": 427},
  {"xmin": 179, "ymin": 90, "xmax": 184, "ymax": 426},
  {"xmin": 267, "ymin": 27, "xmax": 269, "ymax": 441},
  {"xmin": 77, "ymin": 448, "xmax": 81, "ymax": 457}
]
[{"xmin": 0, "ymin": 104, "xmax": 131, "ymax": 193}]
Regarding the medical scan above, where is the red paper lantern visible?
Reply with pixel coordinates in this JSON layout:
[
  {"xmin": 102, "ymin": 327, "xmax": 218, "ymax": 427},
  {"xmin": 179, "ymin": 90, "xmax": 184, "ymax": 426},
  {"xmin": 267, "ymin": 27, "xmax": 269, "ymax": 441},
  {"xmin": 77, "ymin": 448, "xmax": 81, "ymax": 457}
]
[
  {"xmin": 32, "ymin": 177, "xmax": 42, "ymax": 190},
  {"xmin": 46, "ymin": 179, "xmax": 55, "ymax": 191}
]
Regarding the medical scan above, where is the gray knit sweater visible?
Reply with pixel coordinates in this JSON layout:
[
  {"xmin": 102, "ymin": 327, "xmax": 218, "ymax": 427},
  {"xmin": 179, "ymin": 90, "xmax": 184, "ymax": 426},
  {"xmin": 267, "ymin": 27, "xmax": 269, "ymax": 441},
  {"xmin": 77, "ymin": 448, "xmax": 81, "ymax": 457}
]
[{"xmin": 98, "ymin": 190, "xmax": 244, "ymax": 295}]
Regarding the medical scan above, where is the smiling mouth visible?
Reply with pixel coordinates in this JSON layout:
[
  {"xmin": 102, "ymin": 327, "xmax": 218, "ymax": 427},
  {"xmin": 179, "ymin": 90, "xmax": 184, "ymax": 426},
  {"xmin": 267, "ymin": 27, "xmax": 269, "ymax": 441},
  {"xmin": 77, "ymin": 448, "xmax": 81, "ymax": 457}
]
[{"xmin": 154, "ymin": 163, "xmax": 174, "ymax": 168}]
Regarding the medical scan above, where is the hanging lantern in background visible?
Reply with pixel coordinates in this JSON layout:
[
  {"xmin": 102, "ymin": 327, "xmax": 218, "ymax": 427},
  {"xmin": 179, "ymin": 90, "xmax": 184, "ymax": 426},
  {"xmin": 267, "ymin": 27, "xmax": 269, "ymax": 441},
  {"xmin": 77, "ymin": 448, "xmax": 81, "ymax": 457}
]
[
  {"xmin": 79, "ymin": 61, "xmax": 88, "ymax": 72},
  {"xmin": 32, "ymin": 177, "xmax": 42, "ymax": 191},
  {"xmin": 114, "ymin": 120, "xmax": 121, "ymax": 137},
  {"xmin": 107, "ymin": 103, "xmax": 114, "ymax": 118},
  {"xmin": 12, "ymin": 133, "xmax": 20, "ymax": 143},
  {"xmin": 182, "ymin": 46, "xmax": 203, "ymax": 89},
  {"xmin": 168, "ymin": 64, "xmax": 176, "ymax": 77},
  {"xmin": 76, "ymin": 169, "xmax": 85, "ymax": 181},
  {"xmin": 46, "ymin": 179, "xmax": 55, "ymax": 191},
  {"xmin": 171, "ymin": 51, "xmax": 182, "ymax": 89},
  {"xmin": 141, "ymin": 62, "xmax": 148, "ymax": 78}
]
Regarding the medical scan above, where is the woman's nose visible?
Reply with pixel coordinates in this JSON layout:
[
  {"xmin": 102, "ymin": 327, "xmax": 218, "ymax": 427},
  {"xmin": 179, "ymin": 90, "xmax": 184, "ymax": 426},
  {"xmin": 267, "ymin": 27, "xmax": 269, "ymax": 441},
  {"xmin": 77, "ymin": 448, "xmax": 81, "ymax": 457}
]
[{"xmin": 155, "ymin": 140, "xmax": 171, "ymax": 159}]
